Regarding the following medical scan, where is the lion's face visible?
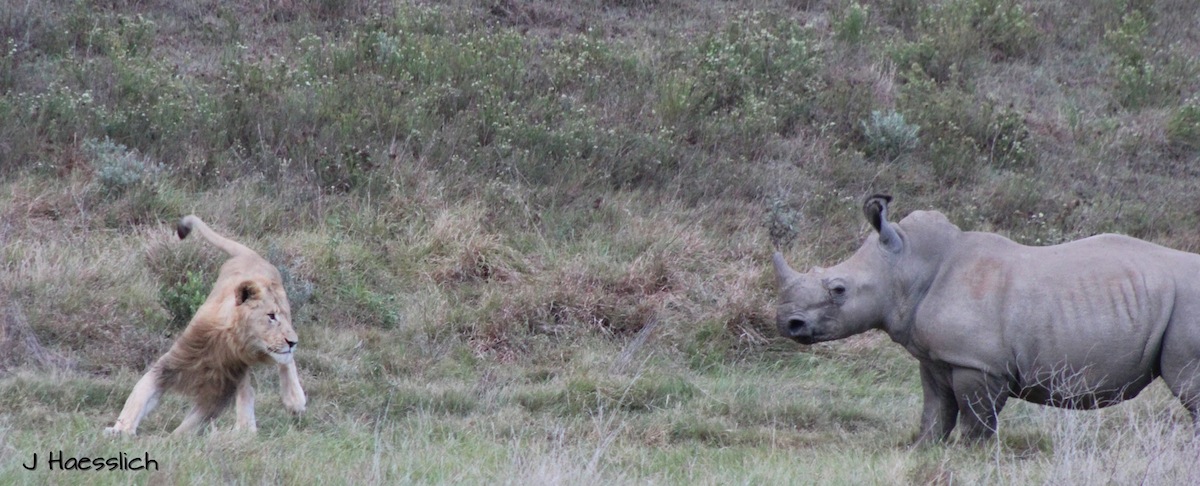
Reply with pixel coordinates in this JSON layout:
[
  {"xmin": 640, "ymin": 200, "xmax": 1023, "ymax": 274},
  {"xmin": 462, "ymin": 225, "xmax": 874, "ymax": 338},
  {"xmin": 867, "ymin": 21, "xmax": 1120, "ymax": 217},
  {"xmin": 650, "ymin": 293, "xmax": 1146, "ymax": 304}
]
[{"xmin": 236, "ymin": 280, "xmax": 298, "ymax": 364}]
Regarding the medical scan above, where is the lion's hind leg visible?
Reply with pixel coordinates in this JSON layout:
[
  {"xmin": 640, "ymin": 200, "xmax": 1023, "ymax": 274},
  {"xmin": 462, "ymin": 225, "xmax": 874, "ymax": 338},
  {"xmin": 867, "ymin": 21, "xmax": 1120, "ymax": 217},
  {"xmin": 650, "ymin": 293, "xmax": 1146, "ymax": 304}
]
[
  {"xmin": 172, "ymin": 391, "xmax": 233, "ymax": 436},
  {"xmin": 172, "ymin": 398, "xmax": 233, "ymax": 436},
  {"xmin": 172, "ymin": 406, "xmax": 213, "ymax": 436},
  {"xmin": 105, "ymin": 367, "xmax": 165, "ymax": 437}
]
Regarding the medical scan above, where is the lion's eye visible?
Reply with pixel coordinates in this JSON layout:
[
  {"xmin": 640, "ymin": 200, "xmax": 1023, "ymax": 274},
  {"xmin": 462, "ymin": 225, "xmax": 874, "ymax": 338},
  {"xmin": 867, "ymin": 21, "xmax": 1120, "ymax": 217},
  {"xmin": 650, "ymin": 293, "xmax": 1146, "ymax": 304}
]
[{"xmin": 268, "ymin": 313, "xmax": 277, "ymax": 322}]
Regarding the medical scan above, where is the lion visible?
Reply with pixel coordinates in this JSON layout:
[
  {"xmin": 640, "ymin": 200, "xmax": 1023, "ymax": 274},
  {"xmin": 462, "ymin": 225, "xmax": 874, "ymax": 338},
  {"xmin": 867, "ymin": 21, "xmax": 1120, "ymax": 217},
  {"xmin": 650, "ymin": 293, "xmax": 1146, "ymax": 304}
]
[{"xmin": 105, "ymin": 215, "xmax": 306, "ymax": 436}]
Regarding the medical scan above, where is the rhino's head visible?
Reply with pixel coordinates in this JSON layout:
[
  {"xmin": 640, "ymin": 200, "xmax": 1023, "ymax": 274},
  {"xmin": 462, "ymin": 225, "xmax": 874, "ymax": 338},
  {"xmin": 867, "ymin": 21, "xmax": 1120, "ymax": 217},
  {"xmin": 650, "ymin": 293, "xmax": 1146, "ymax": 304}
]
[{"xmin": 774, "ymin": 194, "xmax": 947, "ymax": 344}]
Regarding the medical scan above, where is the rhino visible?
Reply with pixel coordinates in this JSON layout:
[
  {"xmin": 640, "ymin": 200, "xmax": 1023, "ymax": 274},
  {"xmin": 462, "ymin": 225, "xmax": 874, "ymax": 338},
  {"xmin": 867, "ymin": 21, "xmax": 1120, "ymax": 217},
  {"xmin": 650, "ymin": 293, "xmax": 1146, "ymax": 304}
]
[{"xmin": 773, "ymin": 194, "xmax": 1200, "ymax": 443}]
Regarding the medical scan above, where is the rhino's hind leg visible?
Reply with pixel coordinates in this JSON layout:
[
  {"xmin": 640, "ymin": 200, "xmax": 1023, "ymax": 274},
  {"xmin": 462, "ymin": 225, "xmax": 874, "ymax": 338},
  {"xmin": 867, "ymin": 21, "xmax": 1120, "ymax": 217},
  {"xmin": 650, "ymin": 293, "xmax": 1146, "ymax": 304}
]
[
  {"xmin": 1160, "ymin": 359, "xmax": 1200, "ymax": 436},
  {"xmin": 1159, "ymin": 320, "xmax": 1200, "ymax": 436},
  {"xmin": 951, "ymin": 368, "xmax": 1010, "ymax": 442}
]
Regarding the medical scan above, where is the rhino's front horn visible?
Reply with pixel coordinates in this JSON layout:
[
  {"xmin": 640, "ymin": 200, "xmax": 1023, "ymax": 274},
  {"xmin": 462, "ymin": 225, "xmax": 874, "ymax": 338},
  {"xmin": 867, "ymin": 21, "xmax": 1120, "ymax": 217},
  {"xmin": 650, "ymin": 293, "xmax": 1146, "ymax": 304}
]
[{"xmin": 773, "ymin": 252, "xmax": 801, "ymax": 289}]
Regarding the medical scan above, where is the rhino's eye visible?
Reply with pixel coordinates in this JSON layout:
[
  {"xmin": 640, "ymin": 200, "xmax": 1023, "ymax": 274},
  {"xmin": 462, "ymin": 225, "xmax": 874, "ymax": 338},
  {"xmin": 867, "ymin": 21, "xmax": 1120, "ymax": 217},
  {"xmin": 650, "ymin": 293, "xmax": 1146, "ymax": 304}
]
[{"xmin": 831, "ymin": 285, "xmax": 846, "ymax": 296}]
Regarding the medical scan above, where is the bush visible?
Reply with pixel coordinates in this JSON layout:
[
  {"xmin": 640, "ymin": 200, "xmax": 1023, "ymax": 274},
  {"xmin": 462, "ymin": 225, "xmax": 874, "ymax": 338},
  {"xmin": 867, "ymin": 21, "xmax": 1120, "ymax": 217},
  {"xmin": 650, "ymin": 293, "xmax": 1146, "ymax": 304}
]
[
  {"xmin": 970, "ymin": 0, "xmax": 1039, "ymax": 60},
  {"xmin": 834, "ymin": 3, "xmax": 871, "ymax": 45},
  {"xmin": 681, "ymin": 12, "xmax": 820, "ymax": 144},
  {"xmin": 891, "ymin": 0, "xmax": 1038, "ymax": 84},
  {"xmin": 984, "ymin": 106, "xmax": 1030, "ymax": 169},
  {"xmin": 882, "ymin": 0, "xmax": 924, "ymax": 32},
  {"xmin": 159, "ymin": 270, "xmax": 209, "ymax": 327},
  {"xmin": 85, "ymin": 137, "xmax": 154, "ymax": 196},
  {"xmin": 898, "ymin": 67, "xmax": 1031, "ymax": 173},
  {"xmin": 1167, "ymin": 98, "xmax": 1200, "ymax": 156},
  {"xmin": 765, "ymin": 198, "xmax": 800, "ymax": 250},
  {"xmin": 929, "ymin": 132, "xmax": 981, "ymax": 185},
  {"xmin": 313, "ymin": 144, "xmax": 377, "ymax": 194},
  {"xmin": 861, "ymin": 110, "xmax": 920, "ymax": 161},
  {"xmin": 1105, "ymin": 10, "xmax": 1179, "ymax": 109}
]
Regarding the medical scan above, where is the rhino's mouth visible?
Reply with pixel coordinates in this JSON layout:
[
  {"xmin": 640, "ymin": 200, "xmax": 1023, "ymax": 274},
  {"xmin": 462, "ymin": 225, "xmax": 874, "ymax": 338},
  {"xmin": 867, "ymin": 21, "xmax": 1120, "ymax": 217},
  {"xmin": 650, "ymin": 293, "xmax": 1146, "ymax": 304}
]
[{"xmin": 791, "ymin": 335, "xmax": 817, "ymax": 345}]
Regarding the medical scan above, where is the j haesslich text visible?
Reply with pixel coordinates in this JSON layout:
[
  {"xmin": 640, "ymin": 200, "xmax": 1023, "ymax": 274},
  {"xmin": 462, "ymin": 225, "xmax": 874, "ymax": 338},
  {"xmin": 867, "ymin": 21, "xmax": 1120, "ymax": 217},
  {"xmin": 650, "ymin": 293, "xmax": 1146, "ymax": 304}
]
[{"xmin": 22, "ymin": 450, "xmax": 158, "ymax": 471}]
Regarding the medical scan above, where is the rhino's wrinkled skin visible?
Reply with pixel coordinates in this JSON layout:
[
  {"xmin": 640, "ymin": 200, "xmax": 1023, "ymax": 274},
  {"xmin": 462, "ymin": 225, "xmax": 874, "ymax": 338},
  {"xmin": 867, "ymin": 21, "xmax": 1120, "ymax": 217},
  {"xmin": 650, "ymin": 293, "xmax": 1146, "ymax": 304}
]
[{"xmin": 774, "ymin": 194, "xmax": 1200, "ymax": 443}]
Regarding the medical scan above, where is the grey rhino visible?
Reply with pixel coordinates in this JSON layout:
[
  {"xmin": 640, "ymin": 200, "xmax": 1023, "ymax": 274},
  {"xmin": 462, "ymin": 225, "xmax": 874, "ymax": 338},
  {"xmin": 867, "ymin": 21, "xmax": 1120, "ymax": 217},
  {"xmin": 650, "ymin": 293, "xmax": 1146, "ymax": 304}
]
[{"xmin": 773, "ymin": 194, "xmax": 1200, "ymax": 443}]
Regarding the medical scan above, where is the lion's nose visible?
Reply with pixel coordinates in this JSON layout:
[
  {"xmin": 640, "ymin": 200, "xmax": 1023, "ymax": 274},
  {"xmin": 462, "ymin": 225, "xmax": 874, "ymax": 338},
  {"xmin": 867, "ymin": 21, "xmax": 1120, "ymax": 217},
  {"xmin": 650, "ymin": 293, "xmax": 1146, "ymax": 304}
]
[{"xmin": 286, "ymin": 339, "xmax": 297, "ymax": 349}]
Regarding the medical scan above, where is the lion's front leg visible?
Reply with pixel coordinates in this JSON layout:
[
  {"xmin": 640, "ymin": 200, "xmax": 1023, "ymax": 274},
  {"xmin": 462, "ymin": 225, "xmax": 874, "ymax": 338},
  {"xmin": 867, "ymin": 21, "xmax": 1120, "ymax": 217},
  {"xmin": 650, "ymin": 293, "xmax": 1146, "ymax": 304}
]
[
  {"xmin": 105, "ymin": 367, "xmax": 164, "ymax": 437},
  {"xmin": 233, "ymin": 376, "xmax": 257, "ymax": 433},
  {"xmin": 278, "ymin": 360, "xmax": 306, "ymax": 415}
]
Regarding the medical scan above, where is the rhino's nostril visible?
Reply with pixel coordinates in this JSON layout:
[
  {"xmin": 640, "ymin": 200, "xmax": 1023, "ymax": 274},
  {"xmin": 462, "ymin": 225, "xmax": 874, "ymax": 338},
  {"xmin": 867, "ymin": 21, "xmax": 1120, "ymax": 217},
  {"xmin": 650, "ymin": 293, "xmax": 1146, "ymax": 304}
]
[{"xmin": 787, "ymin": 319, "xmax": 806, "ymax": 335}]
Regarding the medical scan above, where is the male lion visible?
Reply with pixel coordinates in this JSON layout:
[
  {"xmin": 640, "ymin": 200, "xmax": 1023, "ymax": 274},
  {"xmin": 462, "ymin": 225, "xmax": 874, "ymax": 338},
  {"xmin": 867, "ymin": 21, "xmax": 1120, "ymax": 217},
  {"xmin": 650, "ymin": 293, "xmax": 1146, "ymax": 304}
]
[{"xmin": 105, "ymin": 215, "xmax": 306, "ymax": 436}]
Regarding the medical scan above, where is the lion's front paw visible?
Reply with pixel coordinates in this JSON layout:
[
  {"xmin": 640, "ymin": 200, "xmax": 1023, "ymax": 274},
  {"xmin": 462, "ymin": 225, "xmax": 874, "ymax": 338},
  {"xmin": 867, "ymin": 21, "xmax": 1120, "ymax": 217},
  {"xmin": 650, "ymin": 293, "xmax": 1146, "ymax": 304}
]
[
  {"xmin": 232, "ymin": 422, "xmax": 258, "ymax": 434},
  {"xmin": 282, "ymin": 389, "xmax": 306, "ymax": 415},
  {"xmin": 104, "ymin": 426, "xmax": 133, "ymax": 437}
]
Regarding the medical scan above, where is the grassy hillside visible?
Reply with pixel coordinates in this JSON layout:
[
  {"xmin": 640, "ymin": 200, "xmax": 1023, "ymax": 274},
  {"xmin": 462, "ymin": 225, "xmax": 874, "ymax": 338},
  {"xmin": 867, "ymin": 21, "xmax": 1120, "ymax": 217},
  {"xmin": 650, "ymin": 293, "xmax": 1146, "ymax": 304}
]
[{"xmin": 2, "ymin": 0, "xmax": 1199, "ymax": 483}]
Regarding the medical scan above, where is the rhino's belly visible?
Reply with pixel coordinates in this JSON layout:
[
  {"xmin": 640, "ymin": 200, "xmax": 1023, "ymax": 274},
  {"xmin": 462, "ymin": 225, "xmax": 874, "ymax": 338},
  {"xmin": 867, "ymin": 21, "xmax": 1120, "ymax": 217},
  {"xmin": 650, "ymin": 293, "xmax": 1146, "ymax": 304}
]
[{"xmin": 1012, "ymin": 368, "xmax": 1157, "ymax": 410}]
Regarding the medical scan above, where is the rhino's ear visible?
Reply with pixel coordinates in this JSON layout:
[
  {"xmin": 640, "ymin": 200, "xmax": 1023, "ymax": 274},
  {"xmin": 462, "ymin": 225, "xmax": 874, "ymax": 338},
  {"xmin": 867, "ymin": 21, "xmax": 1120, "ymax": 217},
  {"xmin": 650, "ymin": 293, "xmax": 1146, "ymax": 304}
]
[
  {"xmin": 772, "ymin": 252, "xmax": 801, "ymax": 289},
  {"xmin": 863, "ymin": 194, "xmax": 902, "ymax": 253}
]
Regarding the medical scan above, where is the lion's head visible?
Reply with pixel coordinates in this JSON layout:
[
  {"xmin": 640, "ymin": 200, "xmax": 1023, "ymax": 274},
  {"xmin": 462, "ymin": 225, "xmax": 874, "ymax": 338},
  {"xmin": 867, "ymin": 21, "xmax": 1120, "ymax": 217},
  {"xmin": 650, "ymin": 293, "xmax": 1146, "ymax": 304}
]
[{"xmin": 232, "ymin": 277, "xmax": 298, "ymax": 365}]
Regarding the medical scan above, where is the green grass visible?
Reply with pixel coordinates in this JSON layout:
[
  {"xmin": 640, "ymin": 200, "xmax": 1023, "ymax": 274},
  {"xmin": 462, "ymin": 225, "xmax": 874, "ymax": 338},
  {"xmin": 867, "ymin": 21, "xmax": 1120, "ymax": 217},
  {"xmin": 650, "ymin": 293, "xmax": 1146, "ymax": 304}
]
[{"xmin": 3, "ymin": 0, "xmax": 1200, "ymax": 483}]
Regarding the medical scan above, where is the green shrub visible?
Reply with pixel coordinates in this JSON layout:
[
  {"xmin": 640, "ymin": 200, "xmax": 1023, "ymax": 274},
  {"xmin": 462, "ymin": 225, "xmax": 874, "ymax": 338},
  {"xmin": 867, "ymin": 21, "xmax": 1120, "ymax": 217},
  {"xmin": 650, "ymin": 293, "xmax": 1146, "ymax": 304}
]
[
  {"xmin": 85, "ymin": 13, "xmax": 157, "ymax": 58},
  {"xmin": 85, "ymin": 137, "xmax": 154, "ymax": 196},
  {"xmin": 159, "ymin": 270, "xmax": 210, "ymax": 327},
  {"xmin": 970, "ymin": 0, "xmax": 1039, "ymax": 60},
  {"xmin": 984, "ymin": 106, "xmax": 1030, "ymax": 169},
  {"xmin": 681, "ymin": 12, "xmax": 820, "ymax": 143},
  {"xmin": 10, "ymin": 83, "xmax": 98, "ymax": 160},
  {"xmin": 92, "ymin": 54, "xmax": 202, "ymax": 154},
  {"xmin": 1111, "ymin": 59, "xmax": 1177, "ymax": 110},
  {"xmin": 814, "ymin": 65, "xmax": 877, "ymax": 146},
  {"xmin": 898, "ymin": 67, "xmax": 1031, "ymax": 173},
  {"xmin": 1167, "ymin": 98, "xmax": 1200, "ymax": 156},
  {"xmin": 1104, "ymin": 9, "xmax": 1149, "ymax": 66},
  {"xmin": 929, "ymin": 131, "xmax": 981, "ymax": 185},
  {"xmin": 891, "ymin": 0, "xmax": 1038, "ymax": 84},
  {"xmin": 882, "ymin": 0, "xmax": 924, "ymax": 32},
  {"xmin": 313, "ymin": 144, "xmax": 377, "ymax": 194},
  {"xmin": 834, "ymin": 3, "xmax": 871, "ymax": 45},
  {"xmin": 861, "ymin": 110, "xmax": 920, "ymax": 161},
  {"xmin": 1104, "ymin": 10, "xmax": 1178, "ymax": 109},
  {"xmin": 765, "ymin": 198, "xmax": 800, "ymax": 250},
  {"xmin": 0, "ymin": 38, "xmax": 16, "ymax": 93}
]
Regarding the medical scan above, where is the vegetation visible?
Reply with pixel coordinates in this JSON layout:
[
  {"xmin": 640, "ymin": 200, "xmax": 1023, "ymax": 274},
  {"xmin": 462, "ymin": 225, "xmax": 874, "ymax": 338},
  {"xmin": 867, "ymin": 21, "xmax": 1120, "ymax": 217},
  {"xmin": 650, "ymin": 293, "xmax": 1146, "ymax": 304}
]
[{"xmin": 2, "ymin": 0, "xmax": 1199, "ymax": 483}]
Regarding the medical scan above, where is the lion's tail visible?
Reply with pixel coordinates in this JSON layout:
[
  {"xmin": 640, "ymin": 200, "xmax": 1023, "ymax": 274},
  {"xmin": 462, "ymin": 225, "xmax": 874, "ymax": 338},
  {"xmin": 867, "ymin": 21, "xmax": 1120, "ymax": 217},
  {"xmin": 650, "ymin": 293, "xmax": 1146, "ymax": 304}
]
[{"xmin": 177, "ymin": 215, "xmax": 256, "ymax": 258}]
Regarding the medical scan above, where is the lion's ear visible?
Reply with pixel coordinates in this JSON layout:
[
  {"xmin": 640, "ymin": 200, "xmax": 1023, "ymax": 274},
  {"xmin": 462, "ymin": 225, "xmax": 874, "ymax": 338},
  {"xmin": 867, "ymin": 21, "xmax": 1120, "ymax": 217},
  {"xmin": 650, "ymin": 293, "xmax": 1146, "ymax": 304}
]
[{"xmin": 235, "ymin": 281, "xmax": 261, "ymax": 306}]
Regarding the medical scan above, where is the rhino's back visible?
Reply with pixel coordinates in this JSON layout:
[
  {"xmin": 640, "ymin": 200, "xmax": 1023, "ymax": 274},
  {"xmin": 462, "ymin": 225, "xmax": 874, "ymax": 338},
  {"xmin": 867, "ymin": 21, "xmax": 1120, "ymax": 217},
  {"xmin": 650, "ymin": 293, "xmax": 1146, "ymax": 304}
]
[{"xmin": 915, "ymin": 232, "xmax": 1200, "ymax": 407}]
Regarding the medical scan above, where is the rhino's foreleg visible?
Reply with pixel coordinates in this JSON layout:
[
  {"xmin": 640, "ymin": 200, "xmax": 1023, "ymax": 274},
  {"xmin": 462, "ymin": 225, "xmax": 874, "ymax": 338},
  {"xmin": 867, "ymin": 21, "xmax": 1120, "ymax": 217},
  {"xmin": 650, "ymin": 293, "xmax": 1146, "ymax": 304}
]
[
  {"xmin": 951, "ymin": 368, "xmax": 1010, "ymax": 442},
  {"xmin": 915, "ymin": 363, "xmax": 959, "ymax": 445}
]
